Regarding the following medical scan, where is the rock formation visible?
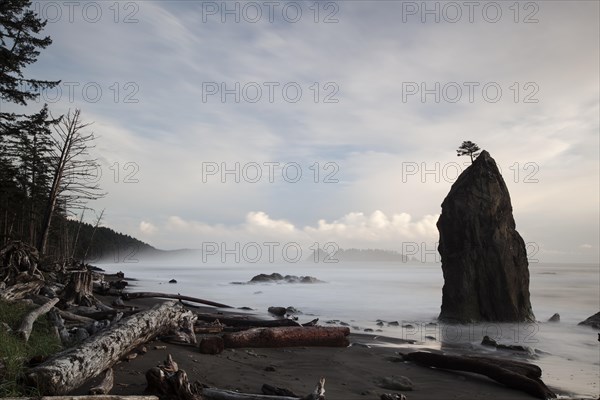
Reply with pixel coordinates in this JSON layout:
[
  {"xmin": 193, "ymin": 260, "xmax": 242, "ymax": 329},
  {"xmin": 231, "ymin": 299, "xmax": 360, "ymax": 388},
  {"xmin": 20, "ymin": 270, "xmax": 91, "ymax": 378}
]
[{"xmin": 437, "ymin": 150, "xmax": 534, "ymax": 322}]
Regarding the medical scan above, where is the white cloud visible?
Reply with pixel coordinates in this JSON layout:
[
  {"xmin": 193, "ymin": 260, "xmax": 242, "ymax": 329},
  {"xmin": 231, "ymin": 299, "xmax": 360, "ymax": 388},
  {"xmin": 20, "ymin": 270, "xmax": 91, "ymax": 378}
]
[
  {"xmin": 139, "ymin": 221, "xmax": 157, "ymax": 235},
  {"xmin": 580, "ymin": 244, "xmax": 593, "ymax": 249}
]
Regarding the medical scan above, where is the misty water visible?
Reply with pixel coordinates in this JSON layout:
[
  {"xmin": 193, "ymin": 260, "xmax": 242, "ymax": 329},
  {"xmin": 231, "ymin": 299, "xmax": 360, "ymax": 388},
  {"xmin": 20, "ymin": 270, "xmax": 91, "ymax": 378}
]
[{"xmin": 99, "ymin": 261, "xmax": 599, "ymax": 398}]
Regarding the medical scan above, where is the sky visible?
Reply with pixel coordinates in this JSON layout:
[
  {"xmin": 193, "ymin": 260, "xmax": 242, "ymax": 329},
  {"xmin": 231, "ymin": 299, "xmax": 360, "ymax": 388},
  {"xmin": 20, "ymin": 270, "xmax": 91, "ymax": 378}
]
[{"xmin": 3, "ymin": 0, "xmax": 599, "ymax": 263}]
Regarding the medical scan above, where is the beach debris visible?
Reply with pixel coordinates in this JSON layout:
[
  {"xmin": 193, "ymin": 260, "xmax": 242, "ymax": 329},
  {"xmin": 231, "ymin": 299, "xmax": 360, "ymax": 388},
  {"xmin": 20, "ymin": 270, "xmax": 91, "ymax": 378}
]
[
  {"xmin": 196, "ymin": 313, "xmax": 302, "ymax": 330},
  {"xmin": 381, "ymin": 394, "xmax": 407, "ymax": 400},
  {"xmin": 578, "ymin": 311, "xmax": 600, "ymax": 329},
  {"xmin": 222, "ymin": 326, "xmax": 350, "ymax": 348},
  {"xmin": 202, "ymin": 377, "xmax": 326, "ymax": 400},
  {"xmin": 404, "ymin": 351, "xmax": 556, "ymax": 399},
  {"xmin": 89, "ymin": 368, "xmax": 114, "ymax": 395},
  {"xmin": 15, "ymin": 297, "xmax": 60, "ymax": 342},
  {"xmin": 548, "ymin": 313, "xmax": 560, "ymax": 322},
  {"xmin": 146, "ymin": 354, "xmax": 203, "ymax": 400},
  {"xmin": 26, "ymin": 301, "xmax": 196, "ymax": 395},
  {"xmin": 378, "ymin": 376, "xmax": 413, "ymax": 391},
  {"xmin": 437, "ymin": 151, "xmax": 535, "ymax": 323},
  {"xmin": 122, "ymin": 291, "xmax": 232, "ymax": 308}
]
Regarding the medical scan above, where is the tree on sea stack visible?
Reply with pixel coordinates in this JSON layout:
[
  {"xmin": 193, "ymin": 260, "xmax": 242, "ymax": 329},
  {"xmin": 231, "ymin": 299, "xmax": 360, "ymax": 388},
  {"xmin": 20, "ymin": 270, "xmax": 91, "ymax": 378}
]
[
  {"xmin": 456, "ymin": 141, "xmax": 481, "ymax": 163},
  {"xmin": 437, "ymin": 150, "xmax": 534, "ymax": 323}
]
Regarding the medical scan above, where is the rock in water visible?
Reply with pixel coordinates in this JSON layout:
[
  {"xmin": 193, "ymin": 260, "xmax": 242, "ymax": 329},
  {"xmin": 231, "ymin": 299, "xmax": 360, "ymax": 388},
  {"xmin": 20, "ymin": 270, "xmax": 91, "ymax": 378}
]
[{"xmin": 437, "ymin": 151, "xmax": 534, "ymax": 322}]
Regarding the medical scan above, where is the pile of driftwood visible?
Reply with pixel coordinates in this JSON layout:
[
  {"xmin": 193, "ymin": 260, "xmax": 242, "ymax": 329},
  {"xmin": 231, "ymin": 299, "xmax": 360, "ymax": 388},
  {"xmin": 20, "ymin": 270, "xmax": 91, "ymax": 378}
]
[{"xmin": 0, "ymin": 241, "xmax": 335, "ymax": 399}]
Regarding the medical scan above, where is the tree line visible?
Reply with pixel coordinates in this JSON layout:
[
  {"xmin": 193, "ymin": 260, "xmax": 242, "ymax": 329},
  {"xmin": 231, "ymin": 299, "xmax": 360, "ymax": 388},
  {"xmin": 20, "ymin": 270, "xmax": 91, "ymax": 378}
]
[{"xmin": 1, "ymin": 0, "xmax": 150, "ymax": 261}]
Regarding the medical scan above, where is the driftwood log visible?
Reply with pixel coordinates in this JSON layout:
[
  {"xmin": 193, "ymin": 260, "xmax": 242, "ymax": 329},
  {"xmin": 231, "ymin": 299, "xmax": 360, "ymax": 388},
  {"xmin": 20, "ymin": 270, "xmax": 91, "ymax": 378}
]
[
  {"xmin": 26, "ymin": 301, "xmax": 195, "ymax": 395},
  {"xmin": 16, "ymin": 297, "xmax": 60, "ymax": 342},
  {"xmin": 223, "ymin": 327, "xmax": 349, "ymax": 348},
  {"xmin": 89, "ymin": 368, "xmax": 114, "ymax": 395},
  {"xmin": 0, "ymin": 279, "xmax": 44, "ymax": 301},
  {"xmin": 202, "ymin": 378, "xmax": 325, "ymax": 400},
  {"xmin": 404, "ymin": 351, "xmax": 556, "ymax": 399},
  {"xmin": 123, "ymin": 292, "xmax": 232, "ymax": 308},
  {"xmin": 196, "ymin": 314, "xmax": 300, "ymax": 328}
]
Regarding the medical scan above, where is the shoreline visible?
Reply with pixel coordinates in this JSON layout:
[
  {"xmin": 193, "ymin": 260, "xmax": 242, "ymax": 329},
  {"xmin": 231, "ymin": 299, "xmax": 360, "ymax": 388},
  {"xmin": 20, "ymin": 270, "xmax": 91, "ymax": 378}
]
[{"xmin": 84, "ymin": 267, "xmax": 596, "ymax": 400}]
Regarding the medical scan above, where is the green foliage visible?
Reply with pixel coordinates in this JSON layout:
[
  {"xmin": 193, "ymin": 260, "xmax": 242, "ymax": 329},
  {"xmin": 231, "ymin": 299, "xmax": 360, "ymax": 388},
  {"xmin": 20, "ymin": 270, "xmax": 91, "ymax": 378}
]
[
  {"xmin": 456, "ymin": 141, "xmax": 481, "ymax": 163},
  {"xmin": 0, "ymin": 300, "xmax": 62, "ymax": 396},
  {"xmin": 0, "ymin": 0, "xmax": 60, "ymax": 106}
]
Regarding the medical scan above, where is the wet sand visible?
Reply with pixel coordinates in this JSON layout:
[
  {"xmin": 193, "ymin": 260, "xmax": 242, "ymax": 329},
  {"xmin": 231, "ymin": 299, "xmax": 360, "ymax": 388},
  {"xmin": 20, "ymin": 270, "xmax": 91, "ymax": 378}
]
[{"xmin": 72, "ymin": 295, "xmax": 555, "ymax": 399}]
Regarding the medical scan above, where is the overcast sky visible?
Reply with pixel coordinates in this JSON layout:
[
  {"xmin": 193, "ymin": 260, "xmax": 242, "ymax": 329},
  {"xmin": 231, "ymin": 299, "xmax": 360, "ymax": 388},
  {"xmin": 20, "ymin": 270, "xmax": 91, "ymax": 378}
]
[{"xmin": 5, "ymin": 1, "xmax": 599, "ymax": 263}]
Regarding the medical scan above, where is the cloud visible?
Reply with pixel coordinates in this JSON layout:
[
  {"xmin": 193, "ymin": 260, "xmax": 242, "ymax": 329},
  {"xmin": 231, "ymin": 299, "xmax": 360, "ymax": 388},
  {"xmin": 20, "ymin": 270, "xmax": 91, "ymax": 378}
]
[
  {"xmin": 579, "ymin": 244, "xmax": 593, "ymax": 249},
  {"xmin": 151, "ymin": 210, "xmax": 438, "ymax": 251},
  {"xmin": 139, "ymin": 221, "xmax": 157, "ymax": 235}
]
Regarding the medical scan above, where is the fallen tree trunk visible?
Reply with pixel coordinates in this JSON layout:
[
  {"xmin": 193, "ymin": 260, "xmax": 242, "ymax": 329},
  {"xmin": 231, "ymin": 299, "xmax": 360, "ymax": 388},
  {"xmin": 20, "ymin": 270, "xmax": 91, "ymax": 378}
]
[
  {"xmin": 26, "ymin": 301, "xmax": 196, "ymax": 395},
  {"xmin": 223, "ymin": 327, "xmax": 349, "ymax": 348},
  {"xmin": 196, "ymin": 314, "xmax": 300, "ymax": 328},
  {"xmin": 16, "ymin": 297, "xmax": 60, "ymax": 342},
  {"xmin": 123, "ymin": 292, "xmax": 232, "ymax": 308},
  {"xmin": 58, "ymin": 309, "xmax": 96, "ymax": 324},
  {"xmin": 404, "ymin": 351, "xmax": 556, "ymax": 399}
]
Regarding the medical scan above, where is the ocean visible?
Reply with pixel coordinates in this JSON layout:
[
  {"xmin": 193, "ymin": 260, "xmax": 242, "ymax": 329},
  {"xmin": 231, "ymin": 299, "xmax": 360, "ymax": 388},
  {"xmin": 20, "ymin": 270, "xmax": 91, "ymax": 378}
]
[{"xmin": 98, "ymin": 260, "xmax": 599, "ymax": 398}]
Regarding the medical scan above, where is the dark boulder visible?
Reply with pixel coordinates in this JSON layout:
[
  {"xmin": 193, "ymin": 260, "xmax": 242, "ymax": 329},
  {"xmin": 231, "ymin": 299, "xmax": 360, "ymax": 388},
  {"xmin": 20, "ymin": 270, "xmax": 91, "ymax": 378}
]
[
  {"xmin": 250, "ymin": 273, "xmax": 284, "ymax": 283},
  {"xmin": 548, "ymin": 313, "xmax": 560, "ymax": 322},
  {"xmin": 437, "ymin": 151, "xmax": 534, "ymax": 323},
  {"xmin": 578, "ymin": 312, "xmax": 600, "ymax": 329},
  {"xmin": 268, "ymin": 306, "xmax": 287, "ymax": 316}
]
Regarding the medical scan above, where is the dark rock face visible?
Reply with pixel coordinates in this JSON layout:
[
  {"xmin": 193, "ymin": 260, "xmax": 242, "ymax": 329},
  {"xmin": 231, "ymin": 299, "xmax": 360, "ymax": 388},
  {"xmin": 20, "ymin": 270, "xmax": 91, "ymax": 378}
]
[
  {"xmin": 437, "ymin": 151, "xmax": 534, "ymax": 323},
  {"xmin": 578, "ymin": 312, "xmax": 600, "ymax": 329}
]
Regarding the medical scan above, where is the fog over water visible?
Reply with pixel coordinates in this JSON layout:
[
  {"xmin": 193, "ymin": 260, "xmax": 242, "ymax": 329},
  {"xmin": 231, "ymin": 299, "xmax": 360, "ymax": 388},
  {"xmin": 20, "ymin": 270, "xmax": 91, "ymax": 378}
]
[{"xmin": 100, "ymin": 261, "xmax": 599, "ymax": 398}]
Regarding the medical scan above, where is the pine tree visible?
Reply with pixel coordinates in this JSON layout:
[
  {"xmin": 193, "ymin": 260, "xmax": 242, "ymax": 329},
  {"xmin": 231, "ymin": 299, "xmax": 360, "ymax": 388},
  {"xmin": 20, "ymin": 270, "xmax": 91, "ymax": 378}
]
[
  {"xmin": 0, "ymin": 0, "xmax": 60, "ymax": 107},
  {"xmin": 456, "ymin": 141, "xmax": 481, "ymax": 163}
]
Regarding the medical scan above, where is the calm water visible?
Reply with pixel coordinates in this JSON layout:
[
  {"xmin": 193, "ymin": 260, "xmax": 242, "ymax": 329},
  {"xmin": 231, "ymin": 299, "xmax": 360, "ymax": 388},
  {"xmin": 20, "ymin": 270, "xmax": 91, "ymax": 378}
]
[{"xmin": 99, "ymin": 261, "xmax": 599, "ymax": 398}]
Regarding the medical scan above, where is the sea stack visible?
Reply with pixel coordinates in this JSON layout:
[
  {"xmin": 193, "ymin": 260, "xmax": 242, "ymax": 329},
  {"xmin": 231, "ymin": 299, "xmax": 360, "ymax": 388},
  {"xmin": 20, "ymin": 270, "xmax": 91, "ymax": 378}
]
[{"xmin": 437, "ymin": 150, "xmax": 534, "ymax": 323}]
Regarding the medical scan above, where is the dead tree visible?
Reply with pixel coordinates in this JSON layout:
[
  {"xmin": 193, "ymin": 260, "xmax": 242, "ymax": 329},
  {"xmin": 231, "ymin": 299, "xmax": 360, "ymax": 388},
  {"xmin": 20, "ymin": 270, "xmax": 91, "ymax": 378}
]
[
  {"xmin": 38, "ymin": 109, "xmax": 105, "ymax": 256},
  {"xmin": 26, "ymin": 301, "xmax": 196, "ymax": 395}
]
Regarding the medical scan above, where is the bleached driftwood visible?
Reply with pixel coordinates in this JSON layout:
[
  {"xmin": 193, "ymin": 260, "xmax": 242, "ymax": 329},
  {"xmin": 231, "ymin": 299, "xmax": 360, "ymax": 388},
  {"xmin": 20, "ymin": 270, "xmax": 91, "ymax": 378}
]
[
  {"xmin": 58, "ymin": 308, "xmax": 96, "ymax": 324},
  {"xmin": 123, "ymin": 292, "xmax": 232, "ymax": 308},
  {"xmin": 26, "ymin": 301, "xmax": 196, "ymax": 395},
  {"xmin": 223, "ymin": 327, "xmax": 349, "ymax": 348},
  {"xmin": 0, "ymin": 279, "xmax": 44, "ymax": 301},
  {"xmin": 89, "ymin": 368, "xmax": 114, "ymax": 395},
  {"xmin": 16, "ymin": 297, "xmax": 60, "ymax": 341},
  {"xmin": 404, "ymin": 351, "xmax": 556, "ymax": 399}
]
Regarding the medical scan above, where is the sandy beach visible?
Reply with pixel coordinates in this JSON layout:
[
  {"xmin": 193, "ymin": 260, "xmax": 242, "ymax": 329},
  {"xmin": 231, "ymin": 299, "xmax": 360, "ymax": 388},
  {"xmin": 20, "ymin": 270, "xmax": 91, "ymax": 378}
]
[{"xmin": 70, "ymin": 295, "xmax": 562, "ymax": 400}]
